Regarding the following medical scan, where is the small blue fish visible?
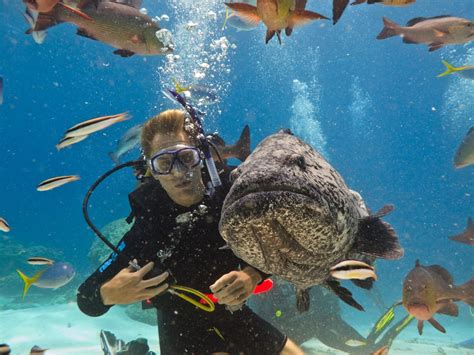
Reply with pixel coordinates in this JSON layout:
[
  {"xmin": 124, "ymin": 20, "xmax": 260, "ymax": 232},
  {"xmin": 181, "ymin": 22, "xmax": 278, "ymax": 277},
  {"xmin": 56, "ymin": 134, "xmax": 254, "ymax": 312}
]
[
  {"xmin": 109, "ymin": 124, "xmax": 143, "ymax": 164},
  {"xmin": 17, "ymin": 261, "xmax": 76, "ymax": 299},
  {"xmin": 458, "ymin": 337, "xmax": 474, "ymax": 349}
]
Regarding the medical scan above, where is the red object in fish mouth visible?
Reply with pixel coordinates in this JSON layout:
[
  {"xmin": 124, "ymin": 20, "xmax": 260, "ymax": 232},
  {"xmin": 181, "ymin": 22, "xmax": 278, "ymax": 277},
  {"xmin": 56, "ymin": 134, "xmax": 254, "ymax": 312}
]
[
  {"xmin": 199, "ymin": 279, "xmax": 274, "ymax": 304},
  {"xmin": 407, "ymin": 303, "xmax": 431, "ymax": 320}
]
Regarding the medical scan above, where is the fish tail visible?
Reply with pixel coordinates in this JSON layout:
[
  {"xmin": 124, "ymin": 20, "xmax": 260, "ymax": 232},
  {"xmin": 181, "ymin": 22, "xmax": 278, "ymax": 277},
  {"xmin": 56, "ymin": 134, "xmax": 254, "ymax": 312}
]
[
  {"xmin": 354, "ymin": 205, "xmax": 404, "ymax": 259},
  {"xmin": 437, "ymin": 60, "xmax": 458, "ymax": 77},
  {"xmin": 16, "ymin": 269, "xmax": 43, "ymax": 300},
  {"xmin": 459, "ymin": 278, "xmax": 474, "ymax": 306},
  {"xmin": 172, "ymin": 78, "xmax": 191, "ymax": 94},
  {"xmin": 377, "ymin": 17, "xmax": 400, "ymax": 40},
  {"xmin": 235, "ymin": 125, "xmax": 251, "ymax": 162},
  {"xmin": 108, "ymin": 152, "xmax": 119, "ymax": 165}
]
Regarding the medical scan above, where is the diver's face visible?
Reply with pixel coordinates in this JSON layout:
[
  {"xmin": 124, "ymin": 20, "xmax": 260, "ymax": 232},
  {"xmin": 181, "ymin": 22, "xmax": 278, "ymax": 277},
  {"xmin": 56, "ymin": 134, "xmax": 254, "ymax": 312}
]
[{"xmin": 150, "ymin": 132, "xmax": 205, "ymax": 207}]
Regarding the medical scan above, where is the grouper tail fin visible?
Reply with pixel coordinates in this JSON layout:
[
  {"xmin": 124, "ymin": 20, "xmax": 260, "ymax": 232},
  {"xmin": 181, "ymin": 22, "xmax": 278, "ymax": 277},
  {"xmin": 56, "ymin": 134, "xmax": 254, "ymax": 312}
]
[{"xmin": 355, "ymin": 204, "xmax": 404, "ymax": 260}]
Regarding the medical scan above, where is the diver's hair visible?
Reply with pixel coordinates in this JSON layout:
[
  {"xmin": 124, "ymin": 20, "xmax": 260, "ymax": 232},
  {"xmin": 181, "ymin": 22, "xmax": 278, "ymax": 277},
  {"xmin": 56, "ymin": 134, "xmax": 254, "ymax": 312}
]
[{"xmin": 141, "ymin": 109, "xmax": 198, "ymax": 158}]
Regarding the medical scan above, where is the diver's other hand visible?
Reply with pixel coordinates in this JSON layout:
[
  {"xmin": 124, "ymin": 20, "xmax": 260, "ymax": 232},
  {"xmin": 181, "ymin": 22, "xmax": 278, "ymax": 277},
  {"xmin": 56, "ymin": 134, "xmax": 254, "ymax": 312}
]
[
  {"xmin": 209, "ymin": 267, "xmax": 261, "ymax": 306},
  {"xmin": 100, "ymin": 262, "xmax": 169, "ymax": 305}
]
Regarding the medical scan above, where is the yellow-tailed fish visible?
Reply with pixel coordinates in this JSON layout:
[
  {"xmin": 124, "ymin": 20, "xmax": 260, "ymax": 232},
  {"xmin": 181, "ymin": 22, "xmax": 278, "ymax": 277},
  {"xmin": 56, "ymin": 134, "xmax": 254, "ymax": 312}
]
[
  {"xmin": 0, "ymin": 217, "xmax": 11, "ymax": 232},
  {"xmin": 37, "ymin": 175, "xmax": 80, "ymax": 191},
  {"xmin": 28, "ymin": 257, "xmax": 55, "ymax": 265},
  {"xmin": 64, "ymin": 112, "xmax": 130, "ymax": 138},
  {"xmin": 56, "ymin": 134, "xmax": 89, "ymax": 150},
  {"xmin": 17, "ymin": 269, "xmax": 46, "ymax": 300},
  {"xmin": 438, "ymin": 60, "xmax": 474, "ymax": 79}
]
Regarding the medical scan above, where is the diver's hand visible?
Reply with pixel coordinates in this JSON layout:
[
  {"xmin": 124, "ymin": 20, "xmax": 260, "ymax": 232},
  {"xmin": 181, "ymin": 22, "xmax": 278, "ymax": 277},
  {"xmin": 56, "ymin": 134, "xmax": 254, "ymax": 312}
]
[
  {"xmin": 100, "ymin": 262, "xmax": 169, "ymax": 305},
  {"xmin": 209, "ymin": 267, "xmax": 262, "ymax": 306}
]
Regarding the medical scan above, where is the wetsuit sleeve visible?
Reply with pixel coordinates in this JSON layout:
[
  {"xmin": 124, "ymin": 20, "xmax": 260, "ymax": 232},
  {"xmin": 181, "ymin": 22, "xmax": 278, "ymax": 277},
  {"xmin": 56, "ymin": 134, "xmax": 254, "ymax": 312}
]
[{"xmin": 76, "ymin": 222, "xmax": 146, "ymax": 317}]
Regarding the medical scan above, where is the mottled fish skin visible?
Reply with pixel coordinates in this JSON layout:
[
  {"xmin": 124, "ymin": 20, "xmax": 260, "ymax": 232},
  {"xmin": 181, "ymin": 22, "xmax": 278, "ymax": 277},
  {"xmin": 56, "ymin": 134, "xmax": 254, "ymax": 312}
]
[{"xmin": 219, "ymin": 130, "xmax": 395, "ymax": 291}]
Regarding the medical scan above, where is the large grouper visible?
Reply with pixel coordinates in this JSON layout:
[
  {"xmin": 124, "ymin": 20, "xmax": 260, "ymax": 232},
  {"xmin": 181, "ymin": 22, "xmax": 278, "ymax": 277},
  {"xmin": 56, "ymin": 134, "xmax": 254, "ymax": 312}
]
[{"xmin": 219, "ymin": 129, "xmax": 404, "ymax": 312}]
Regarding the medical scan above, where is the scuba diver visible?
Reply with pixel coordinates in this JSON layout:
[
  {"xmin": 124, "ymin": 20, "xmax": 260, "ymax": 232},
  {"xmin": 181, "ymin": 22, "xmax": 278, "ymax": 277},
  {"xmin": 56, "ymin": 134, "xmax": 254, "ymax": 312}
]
[{"xmin": 77, "ymin": 107, "xmax": 304, "ymax": 355}]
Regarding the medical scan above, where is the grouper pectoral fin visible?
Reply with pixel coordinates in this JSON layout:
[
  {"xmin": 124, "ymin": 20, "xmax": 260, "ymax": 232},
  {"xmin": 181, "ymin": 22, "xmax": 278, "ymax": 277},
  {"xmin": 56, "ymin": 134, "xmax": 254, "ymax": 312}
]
[
  {"xmin": 326, "ymin": 279, "xmax": 365, "ymax": 311},
  {"xmin": 296, "ymin": 288, "xmax": 310, "ymax": 313},
  {"xmin": 354, "ymin": 204, "xmax": 404, "ymax": 260}
]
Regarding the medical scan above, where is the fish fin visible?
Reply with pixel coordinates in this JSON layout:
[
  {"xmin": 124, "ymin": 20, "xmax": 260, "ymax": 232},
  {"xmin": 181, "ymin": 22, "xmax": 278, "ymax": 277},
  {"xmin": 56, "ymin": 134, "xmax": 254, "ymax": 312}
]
[
  {"xmin": 57, "ymin": 2, "xmax": 93, "ymax": 21},
  {"xmin": 428, "ymin": 317, "xmax": 446, "ymax": 333},
  {"xmin": 449, "ymin": 217, "xmax": 474, "ymax": 245},
  {"xmin": 276, "ymin": 30, "xmax": 282, "ymax": 45},
  {"xmin": 376, "ymin": 17, "xmax": 400, "ymax": 40},
  {"xmin": 288, "ymin": 10, "xmax": 328, "ymax": 28},
  {"xmin": 354, "ymin": 205, "xmax": 404, "ymax": 259},
  {"xmin": 224, "ymin": 3, "xmax": 261, "ymax": 25},
  {"xmin": 428, "ymin": 43, "xmax": 444, "ymax": 52},
  {"xmin": 235, "ymin": 125, "xmax": 251, "ymax": 162},
  {"xmin": 459, "ymin": 278, "xmax": 474, "ymax": 306},
  {"xmin": 77, "ymin": 0, "xmax": 99, "ymax": 9},
  {"xmin": 402, "ymin": 36, "xmax": 419, "ymax": 44},
  {"xmin": 426, "ymin": 264, "xmax": 454, "ymax": 284},
  {"xmin": 108, "ymin": 152, "xmax": 120, "ymax": 165},
  {"xmin": 406, "ymin": 15, "xmax": 452, "ymax": 27},
  {"xmin": 351, "ymin": 0, "xmax": 367, "ymax": 5},
  {"xmin": 296, "ymin": 288, "xmax": 310, "ymax": 313},
  {"xmin": 265, "ymin": 30, "xmax": 276, "ymax": 44},
  {"xmin": 113, "ymin": 49, "xmax": 135, "ymax": 57},
  {"xmin": 437, "ymin": 302, "xmax": 459, "ymax": 317},
  {"xmin": 76, "ymin": 28, "xmax": 98, "ymax": 41},
  {"xmin": 285, "ymin": 26, "xmax": 293, "ymax": 36},
  {"xmin": 333, "ymin": 0, "xmax": 350, "ymax": 25},
  {"xmin": 351, "ymin": 278, "xmax": 374, "ymax": 289},
  {"xmin": 437, "ymin": 60, "xmax": 458, "ymax": 77},
  {"xmin": 295, "ymin": 0, "xmax": 307, "ymax": 11},
  {"xmin": 327, "ymin": 279, "xmax": 365, "ymax": 311},
  {"xmin": 16, "ymin": 269, "xmax": 44, "ymax": 300},
  {"xmin": 417, "ymin": 320, "xmax": 424, "ymax": 335},
  {"xmin": 33, "ymin": 7, "xmax": 63, "ymax": 31}
]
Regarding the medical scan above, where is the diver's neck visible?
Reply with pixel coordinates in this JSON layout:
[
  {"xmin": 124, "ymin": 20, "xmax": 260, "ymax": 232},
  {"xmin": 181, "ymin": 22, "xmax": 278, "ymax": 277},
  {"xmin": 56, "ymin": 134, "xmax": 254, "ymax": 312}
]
[{"xmin": 172, "ymin": 187, "xmax": 205, "ymax": 207}]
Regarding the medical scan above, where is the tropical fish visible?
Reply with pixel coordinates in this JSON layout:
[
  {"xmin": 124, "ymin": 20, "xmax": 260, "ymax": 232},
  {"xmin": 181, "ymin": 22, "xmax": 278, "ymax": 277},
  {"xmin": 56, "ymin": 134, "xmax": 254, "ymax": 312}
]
[
  {"xmin": 17, "ymin": 261, "xmax": 76, "ymax": 299},
  {"xmin": 30, "ymin": 0, "xmax": 173, "ymax": 57},
  {"xmin": 219, "ymin": 129, "xmax": 403, "ymax": 312},
  {"xmin": 37, "ymin": 175, "xmax": 80, "ymax": 191},
  {"xmin": 208, "ymin": 125, "xmax": 251, "ymax": 162},
  {"xmin": 225, "ymin": 0, "xmax": 328, "ymax": 44},
  {"xmin": 109, "ymin": 124, "xmax": 143, "ymax": 164},
  {"xmin": 64, "ymin": 112, "xmax": 130, "ymax": 138},
  {"xmin": 454, "ymin": 126, "xmax": 474, "ymax": 169},
  {"xmin": 56, "ymin": 134, "xmax": 89, "ymax": 150},
  {"xmin": 351, "ymin": 0, "xmax": 415, "ymax": 6},
  {"xmin": 29, "ymin": 345, "xmax": 48, "ymax": 354},
  {"xmin": 438, "ymin": 60, "xmax": 474, "ymax": 80},
  {"xmin": 22, "ymin": 7, "xmax": 47, "ymax": 44},
  {"xmin": 402, "ymin": 260, "xmax": 474, "ymax": 335},
  {"xmin": 449, "ymin": 217, "xmax": 474, "ymax": 246},
  {"xmin": 0, "ymin": 217, "xmax": 11, "ymax": 233},
  {"xmin": 174, "ymin": 80, "xmax": 219, "ymax": 106},
  {"xmin": 28, "ymin": 257, "xmax": 55, "ymax": 265},
  {"xmin": 377, "ymin": 16, "xmax": 474, "ymax": 52}
]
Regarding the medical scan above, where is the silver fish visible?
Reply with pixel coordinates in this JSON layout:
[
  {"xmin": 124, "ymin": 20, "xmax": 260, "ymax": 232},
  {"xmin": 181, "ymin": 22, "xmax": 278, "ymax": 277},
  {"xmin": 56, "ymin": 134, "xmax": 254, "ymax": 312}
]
[
  {"xmin": 28, "ymin": 257, "xmax": 55, "ymax": 265},
  {"xmin": 377, "ymin": 16, "xmax": 474, "ymax": 52},
  {"xmin": 37, "ymin": 175, "xmax": 80, "ymax": 191},
  {"xmin": 219, "ymin": 129, "xmax": 403, "ymax": 312},
  {"xmin": 64, "ymin": 112, "xmax": 130, "ymax": 138},
  {"xmin": 109, "ymin": 124, "xmax": 143, "ymax": 164},
  {"xmin": 0, "ymin": 217, "xmax": 11, "ymax": 233},
  {"xmin": 454, "ymin": 126, "xmax": 474, "ymax": 169}
]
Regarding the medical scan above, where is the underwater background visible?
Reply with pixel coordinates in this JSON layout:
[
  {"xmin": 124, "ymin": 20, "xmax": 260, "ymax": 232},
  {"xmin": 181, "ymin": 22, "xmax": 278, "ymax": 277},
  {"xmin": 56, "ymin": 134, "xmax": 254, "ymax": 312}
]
[{"xmin": 0, "ymin": 0, "xmax": 473, "ymax": 353}]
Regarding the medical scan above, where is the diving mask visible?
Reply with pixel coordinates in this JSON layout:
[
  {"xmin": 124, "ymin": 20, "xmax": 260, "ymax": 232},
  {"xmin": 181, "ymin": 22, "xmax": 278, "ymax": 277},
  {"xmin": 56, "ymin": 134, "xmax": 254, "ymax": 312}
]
[{"xmin": 149, "ymin": 146, "xmax": 202, "ymax": 175}]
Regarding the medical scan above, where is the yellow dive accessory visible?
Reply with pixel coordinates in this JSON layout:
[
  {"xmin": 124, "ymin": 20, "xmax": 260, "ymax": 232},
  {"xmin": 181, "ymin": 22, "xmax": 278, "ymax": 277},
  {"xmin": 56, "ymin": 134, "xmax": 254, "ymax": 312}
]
[{"xmin": 168, "ymin": 284, "xmax": 215, "ymax": 312}]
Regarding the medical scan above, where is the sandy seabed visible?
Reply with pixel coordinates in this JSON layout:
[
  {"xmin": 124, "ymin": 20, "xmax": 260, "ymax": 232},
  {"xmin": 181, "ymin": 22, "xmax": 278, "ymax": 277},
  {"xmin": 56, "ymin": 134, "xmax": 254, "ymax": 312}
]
[{"xmin": 0, "ymin": 303, "xmax": 473, "ymax": 354}]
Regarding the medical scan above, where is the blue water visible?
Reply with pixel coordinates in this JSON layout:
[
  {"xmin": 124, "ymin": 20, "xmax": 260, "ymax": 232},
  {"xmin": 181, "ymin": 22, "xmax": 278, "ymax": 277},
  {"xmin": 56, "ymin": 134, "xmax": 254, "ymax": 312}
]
[{"xmin": 0, "ymin": 0, "xmax": 473, "ymax": 353}]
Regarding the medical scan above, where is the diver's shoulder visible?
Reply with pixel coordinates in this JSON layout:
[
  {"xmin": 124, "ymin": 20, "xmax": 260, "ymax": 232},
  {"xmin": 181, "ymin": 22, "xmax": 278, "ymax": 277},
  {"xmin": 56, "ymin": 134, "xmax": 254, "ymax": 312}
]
[{"xmin": 128, "ymin": 178, "xmax": 169, "ymax": 211}]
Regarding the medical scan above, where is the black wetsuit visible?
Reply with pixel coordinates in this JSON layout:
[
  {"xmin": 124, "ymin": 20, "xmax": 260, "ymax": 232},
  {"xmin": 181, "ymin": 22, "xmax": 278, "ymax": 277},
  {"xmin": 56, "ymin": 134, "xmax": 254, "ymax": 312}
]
[{"xmin": 77, "ymin": 170, "xmax": 286, "ymax": 355}]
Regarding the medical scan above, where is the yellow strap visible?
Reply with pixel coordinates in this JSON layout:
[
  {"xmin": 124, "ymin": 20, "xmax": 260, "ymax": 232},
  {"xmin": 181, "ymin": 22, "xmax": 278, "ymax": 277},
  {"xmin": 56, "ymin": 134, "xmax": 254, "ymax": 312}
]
[{"xmin": 169, "ymin": 285, "xmax": 215, "ymax": 312}]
